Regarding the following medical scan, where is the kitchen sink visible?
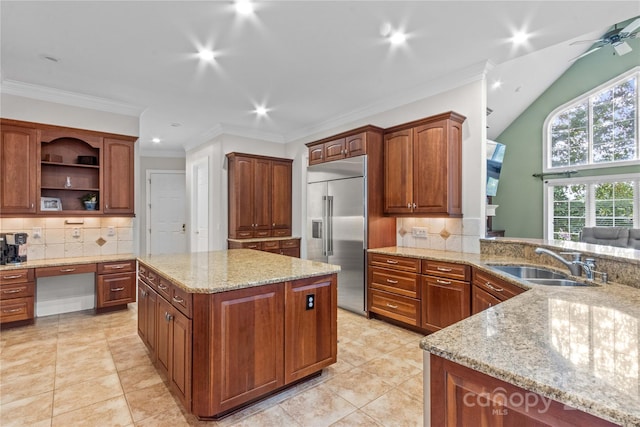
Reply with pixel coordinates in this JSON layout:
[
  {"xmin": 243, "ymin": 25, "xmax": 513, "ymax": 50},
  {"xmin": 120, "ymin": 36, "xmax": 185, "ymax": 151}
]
[
  {"xmin": 489, "ymin": 265, "xmax": 567, "ymax": 279},
  {"xmin": 524, "ymin": 278, "xmax": 590, "ymax": 286}
]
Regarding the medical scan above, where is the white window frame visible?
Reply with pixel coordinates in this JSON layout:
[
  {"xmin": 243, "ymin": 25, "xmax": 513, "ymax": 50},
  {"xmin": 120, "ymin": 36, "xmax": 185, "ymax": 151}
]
[
  {"xmin": 543, "ymin": 66, "xmax": 640, "ymax": 173},
  {"xmin": 543, "ymin": 173, "xmax": 640, "ymax": 240}
]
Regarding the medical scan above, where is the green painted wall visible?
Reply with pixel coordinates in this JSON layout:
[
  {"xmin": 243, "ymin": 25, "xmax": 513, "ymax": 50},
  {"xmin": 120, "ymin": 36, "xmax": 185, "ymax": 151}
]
[{"xmin": 491, "ymin": 35, "xmax": 640, "ymax": 238}]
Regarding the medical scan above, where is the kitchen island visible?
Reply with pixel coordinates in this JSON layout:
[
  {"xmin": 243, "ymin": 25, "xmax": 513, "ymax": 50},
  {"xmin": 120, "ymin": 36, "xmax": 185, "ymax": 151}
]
[{"xmin": 136, "ymin": 249, "xmax": 340, "ymax": 419}]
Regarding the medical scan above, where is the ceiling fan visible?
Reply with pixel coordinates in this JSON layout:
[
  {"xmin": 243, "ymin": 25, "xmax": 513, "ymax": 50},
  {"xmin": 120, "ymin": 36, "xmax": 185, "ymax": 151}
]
[{"xmin": 570, "ymin": 17, "xmax": 640, "ymax": 61}]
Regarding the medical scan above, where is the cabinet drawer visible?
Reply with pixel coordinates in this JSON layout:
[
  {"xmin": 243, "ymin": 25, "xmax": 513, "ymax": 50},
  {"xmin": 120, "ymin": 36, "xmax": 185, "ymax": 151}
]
[
  {"xmin": 36, "ymin": 263, "xmax": 96, "ymax": 277},
  {"xmin": 262, "ymin": 241, "xmax": 280, "ymax": 250},
  {"xmin": 369, "ymin": 254, "xmax": 420, "ymax": 273},
  {"xmin": 472, "ymin": 269, "xmax": 525, "ymax": 301},
  {"xmin": 157, "ymin": 277, "xmax": 173, "ymax": 301},
  {"xmin": 369, "ymin": 267, "xmax": 419, "ymax": 298},
  {"xmin": 0, "ymin": 282, "xmax": 35, "ymax": 300},
  {"xmin": 0, "ymin": 297, "xmax": 34, "ymax": 323},
  {"xmin": 0, "ymin": 269, "xmax": 33, "ymax": 284},
  {"xmin": 279, "ymin": 247, "xmax": 300, "ymax": 258},
  {"xmin": 255, "ymin": 230, "xmax": 271, "ymax": 238},
  {"xmin": 280, "ymin": 238, "xmax": 300, "ymax": 249},
  {"xmin": 171, "ymin": 285, "xmax": 192, "ymax": 318},
  {"xmin": 97, "ymin": 272, "xmax": 136, "ymax": 307},
  {"xmin": 236, "ymin": 231, "xmax": 254, "ymax": 238},
  {"xmin": 423, "ymin": 260, "xmax": 470, "ymax": 281},
  {"xmin": 98, "ymin": 260, "xmax": 135, "ymax": 274},
  {"xmin": 369, "ymin": 289, "xmax": 420, "ymax": 326},
  {"xmin": 272, "ymin": 229, "xmax": 291, "ymax": 237}
]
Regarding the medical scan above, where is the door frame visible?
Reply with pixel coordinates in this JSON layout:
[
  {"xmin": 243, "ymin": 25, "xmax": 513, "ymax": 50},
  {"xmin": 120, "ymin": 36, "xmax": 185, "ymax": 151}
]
[{"xmin": 146, "ymin": 169, "xmax": 186, "ymax": 255}]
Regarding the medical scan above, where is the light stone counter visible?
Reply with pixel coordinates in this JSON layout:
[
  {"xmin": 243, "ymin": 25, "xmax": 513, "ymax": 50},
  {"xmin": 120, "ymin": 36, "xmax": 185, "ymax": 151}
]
[
  {"xmin": 137, "ymin": 249, "xmax": 340, "ymax": 294},
  {"xmin": 0, "ymin": 253, "xmax": 136, "ymax": 271},
  {"xmin": 368, "ymin": 245, "xmax": 640, "ymax": 425}
]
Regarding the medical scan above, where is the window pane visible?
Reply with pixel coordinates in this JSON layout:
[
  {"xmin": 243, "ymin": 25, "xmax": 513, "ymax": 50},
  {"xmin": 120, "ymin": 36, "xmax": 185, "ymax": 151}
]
[
  {"xmin": 552, "ymin": 184, "xmax": 586, "ymax": 241},
  {"xmin": 550, "ymin": 102, "xmax": 588, "ymax": 167},
  {"xmin": 594, "ymin": 181, "xmax": 634, "ymax": 228}
]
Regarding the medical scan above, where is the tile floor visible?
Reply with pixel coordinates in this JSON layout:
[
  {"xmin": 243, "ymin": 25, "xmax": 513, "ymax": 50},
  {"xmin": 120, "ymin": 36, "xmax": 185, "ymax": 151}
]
[{"xmin": 0, "ymin": 305, "xmax": 425, "ymax": 426}]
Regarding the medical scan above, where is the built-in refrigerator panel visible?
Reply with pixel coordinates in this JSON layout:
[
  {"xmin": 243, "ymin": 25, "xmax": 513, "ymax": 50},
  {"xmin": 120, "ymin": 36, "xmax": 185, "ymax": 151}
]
[{"xmin": 307, "ymin": 157, "xmax": 367, "ymax": 315}]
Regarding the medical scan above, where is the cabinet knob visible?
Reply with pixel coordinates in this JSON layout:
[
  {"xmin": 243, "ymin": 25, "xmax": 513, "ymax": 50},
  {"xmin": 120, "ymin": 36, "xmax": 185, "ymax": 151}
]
[
  {"xmin": 412, "ymin": 203, "xmax": 416, "ymax": 208},
  {"xmin": 407, "ymin": 203, "xmax": 411, "ymax": 208}
]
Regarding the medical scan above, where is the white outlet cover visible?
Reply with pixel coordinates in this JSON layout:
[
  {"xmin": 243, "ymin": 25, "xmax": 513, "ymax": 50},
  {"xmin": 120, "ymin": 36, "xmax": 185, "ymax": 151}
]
[
  {"xmin": 32, "ymin": 227, "xmax": 42, "ymax": 238},
  {"xmin": 108, "ymin": 226, "xmax": 116, "ymax": 236},
  {"xmin": 412, "ymin": 227, "xmax": 428, "ymax": 238}
]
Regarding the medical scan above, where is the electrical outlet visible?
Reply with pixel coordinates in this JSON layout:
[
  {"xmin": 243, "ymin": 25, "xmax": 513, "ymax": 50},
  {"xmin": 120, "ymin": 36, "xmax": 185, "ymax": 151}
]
[
  {"xmin": 72, "ymin": 227, "xmax": 80, "ymax": 238},
  {"xmin": 412, "ymin": 227, "xmax": 428, "ymax": 238},
  {"xmin": 32, "ymin": 227, "xmax": 42, "ymax": 239},
  {"xmin": 306, "ymin": 294, "xmax": 315, "ymax": 310},
  {"xmin": 107, "ymin": 226, "xmax": 116, "ymax": 237}
]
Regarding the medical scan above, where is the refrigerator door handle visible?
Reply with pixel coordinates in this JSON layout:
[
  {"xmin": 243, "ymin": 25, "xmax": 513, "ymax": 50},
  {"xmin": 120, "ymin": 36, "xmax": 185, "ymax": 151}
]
[
  {"xmin": 327, "ymin": 195, "xmax": 334, "ymax": 256},
  {"xmin": 322, "ymin": 196, "xmax": 328, "ymax": 256}
]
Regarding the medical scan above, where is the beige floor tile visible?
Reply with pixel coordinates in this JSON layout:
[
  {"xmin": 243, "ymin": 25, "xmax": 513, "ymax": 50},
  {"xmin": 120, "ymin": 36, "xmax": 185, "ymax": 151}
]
[
  {"xmin": 325, "ymin": 366, "xmax": 395, "ymax": 408},
  {"xmin": 337, "ymin": 340, "xmax": 385, "ymax": 367},
  {"xmin": 52, "ymin": 395, "xmax": 133, "ymax": 427},
  {"xmin": 359, "ymin": 352, "xmax": 421, "ymax": 386},
  {"xmin": 330, "ymin": 409, "xmax": 385, "ymax": 426},
  {"xmin": 0, "ymin": 350, "xmax": 57, "ymax": 383},
  {"xmin": 53, "ymin": 373, "xmax": 123, "ymax": 416},
  {"xmin": 396, "ymin": 374, "xmax": 423, "ymax": 402},
  {"xmin": 0, "ymin": 390, "xmax": 54, "ymax": 427},
  {"xmin": 227, "ymin": 405, "xmax": 301, "ymax": 427},
  {"xmin": 109, "ymin": 335, "xmax": 152, "ymax": 372},
  {"xmin": 279, "ymin": 383, "xmax": 357, "ymax": 427},
  {"xmin": 0, "ymin": 367, "xmax": 56, "ymax": 405},
  {"xmin": 135, "ymin": 404, "xmax": 197, "ymax": 427},
  {"xmin": 360, "ymin": 388, "xmax": 423, "ymax": 427},
  {"xmin": 125, "ymin": 381, "xmax": 182, "ymax": 422},
  {"xmin": 55, "ymin": 353, "xmax": 118, "ymax": 389},
  {"xmin": 118, "ymin": 362, "xmax": 164, "ymax": 394}
]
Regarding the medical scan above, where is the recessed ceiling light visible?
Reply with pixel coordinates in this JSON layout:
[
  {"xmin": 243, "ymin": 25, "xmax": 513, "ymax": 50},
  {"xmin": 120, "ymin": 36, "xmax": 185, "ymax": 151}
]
[
  {"xmin": 511, "ymin": 31, "xmax": 530, "ymax": 45},
  {"xmin": 389, "ymin": 31, "xmax": 407, "ymax": 45},
  {"xmin": 491, "ymin": 80, "xmax": 502, "ymax": 90},
  {"xmin": 198, "ymin": 49, "xmax": 215, "ymax": 61},
  {"xmin": 254, "ymin": 106, "xmax": 268, "ymax": 116},
  {"xmin": 235, "ymin": 0, "xmax": 254, "ymax": 15},
  {"xmin": 152, "ymin": 137, "xmax": 161, "ymax": 143}
]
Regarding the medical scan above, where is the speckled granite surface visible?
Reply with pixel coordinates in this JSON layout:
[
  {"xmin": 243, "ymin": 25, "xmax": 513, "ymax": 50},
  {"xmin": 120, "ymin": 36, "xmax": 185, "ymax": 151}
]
[
  {"xmin": 137, "ymin": 249, "xmax": 340, "ymax": 294},
  {"xmin": 368, "ymin": 245, "xmax": 640, "ymax": 425},
  {"xmin": 0, "ymin": 253, "xmax": 136, "ymax": 271}
]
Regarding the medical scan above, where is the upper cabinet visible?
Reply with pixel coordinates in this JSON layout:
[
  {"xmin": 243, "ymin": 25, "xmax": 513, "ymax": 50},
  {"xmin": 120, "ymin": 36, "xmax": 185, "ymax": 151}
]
[
  {"xmin": 227, "ymin": 153, "xmax": 293, "ymax": 239},
  {"xmin": 0, "ymin": 124, "xmax": 38, "ymax": 214},
  {"xmin": 306, "ymin": 127, "xmax": 380, "ymax": 166},
  {"xmin": 0, "ymin": 119, "xmax": 137, "ymax": 217},
  {"xmin": 384, "ymin": 112, "xmax": 465, "ymax": 217}
]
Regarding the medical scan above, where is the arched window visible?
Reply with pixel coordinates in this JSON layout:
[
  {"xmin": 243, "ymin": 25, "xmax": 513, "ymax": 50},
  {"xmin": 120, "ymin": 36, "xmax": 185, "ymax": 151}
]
[{"xmin": 543, "ymin": 67, "xmax": 640, "ymax": 241}]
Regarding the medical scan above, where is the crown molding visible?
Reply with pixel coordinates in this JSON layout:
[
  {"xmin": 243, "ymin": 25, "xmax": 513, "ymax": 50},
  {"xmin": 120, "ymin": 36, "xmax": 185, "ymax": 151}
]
[
  {"xmin": 185, "ymin": 122, "xmax": 286, "ymax": 151},
  {"xmin": 0, "ymin": 79, "xmax": 144, "ymax": 117}
]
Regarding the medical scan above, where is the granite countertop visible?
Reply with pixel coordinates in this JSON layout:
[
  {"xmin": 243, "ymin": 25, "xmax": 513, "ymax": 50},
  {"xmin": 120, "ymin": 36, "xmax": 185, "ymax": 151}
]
[
  {"xmin": 0, "ymin": 253, "xmax": 136, "ymax": 271},
  {"xmin": 228, "ymin": 236, "xmax": 301, "ymax": 243},
  {"xmin": 368, "ymin": 246, "xmax": 640, "ymax": 425},
  {"xmin": 137, "ymin": 249, "xmax": 340, "ymax": 294}
]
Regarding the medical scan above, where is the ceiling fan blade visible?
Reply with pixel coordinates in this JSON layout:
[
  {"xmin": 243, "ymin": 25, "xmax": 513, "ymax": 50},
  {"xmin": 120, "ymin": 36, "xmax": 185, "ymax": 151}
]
[
  {"xmin": 569, "ymin": 45, "xmax": 603, "ymax": 62},
  {"xmin": 620, "ymin": 17, "xmax": 640, "ymax": 36},
  {"xmin": 570, "ymin": 38, "xmax": 604, "ymax": 46}
]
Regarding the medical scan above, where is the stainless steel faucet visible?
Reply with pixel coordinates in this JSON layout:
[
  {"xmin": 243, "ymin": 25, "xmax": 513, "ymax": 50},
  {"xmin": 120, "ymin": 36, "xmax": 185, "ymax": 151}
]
[{"xmin": 534, "ymin": 247, "xmax": 584, "ymax": 276}]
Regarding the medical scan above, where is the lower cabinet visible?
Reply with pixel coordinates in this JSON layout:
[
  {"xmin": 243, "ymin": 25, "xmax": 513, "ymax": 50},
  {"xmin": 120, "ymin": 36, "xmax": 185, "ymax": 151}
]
[
  {"xmin": 0, "ymin": 269, "xmax": 35, "ymax": 325},
  {"xmin": 96, "ymin": 260, "xmax": 136, "ymax": 310},
  {"xmin": 137, "ymin": 281, "xmax": 157, "ymax": 361},
  {"xmin": 430, "ymin": 355, "xmax": 617, "ymax": 426},
  {"xmin": 471, "ymin": 268, "xmax": 525, "ymax": 315},
  {"xmin": 227, "ymin": 237, "xmax": 301, "ymax": 258},
  {"xmin": 422, "ymin": 260, "xmax": 470, "ymax": 332}
]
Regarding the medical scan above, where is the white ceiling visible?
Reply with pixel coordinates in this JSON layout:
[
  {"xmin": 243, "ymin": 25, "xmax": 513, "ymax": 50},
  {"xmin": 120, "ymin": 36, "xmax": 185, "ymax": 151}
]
[{"xmin": 1, "ymin": 1, "xmax": 638, "ymax": 155}]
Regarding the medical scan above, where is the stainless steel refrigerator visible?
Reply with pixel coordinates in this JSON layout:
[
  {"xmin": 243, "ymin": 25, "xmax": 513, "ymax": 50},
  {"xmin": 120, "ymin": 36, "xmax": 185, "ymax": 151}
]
[{"xmin": 307, "ymin": 157, "xmax": 367, "ymax": 315}]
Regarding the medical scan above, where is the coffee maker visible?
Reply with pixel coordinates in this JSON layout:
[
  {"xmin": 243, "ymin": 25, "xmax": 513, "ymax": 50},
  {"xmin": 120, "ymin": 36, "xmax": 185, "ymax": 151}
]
[{"xmin": 0, "ymin": 232, "xmax": 28, "ymax": 264}]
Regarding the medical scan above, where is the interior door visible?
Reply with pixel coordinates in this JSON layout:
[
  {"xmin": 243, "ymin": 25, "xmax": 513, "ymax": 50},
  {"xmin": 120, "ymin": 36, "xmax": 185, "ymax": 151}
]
[{"xmin": 149, "ymin": 171, "xmax": 187, "ymax": 255}]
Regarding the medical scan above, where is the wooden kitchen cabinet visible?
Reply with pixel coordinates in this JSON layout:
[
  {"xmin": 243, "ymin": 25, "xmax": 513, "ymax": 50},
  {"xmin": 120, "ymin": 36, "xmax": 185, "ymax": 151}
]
[
  {"xmin": 96, "ymin": 260, "xmax": 136, "ymax": 310},
  {"xmin": 421, "ymin": 260, "xmax": 471, "ymax": 332},
  {"xmin": 285, "ymin": 275, "xmax": 337, "ymax": 383},
  {"xmin": 137, "ymin": 280, "xmax": 157, "ymax": 360},
  {"xmin": 430, "ymin": 355, "xmax": 618, "ymax": 427},
  {"xmin": 384, "ymin": 112, "xmax": 465, "ymax": 216},
  {"xmin": 227, "ymin": 153, "xmax": 292, "ymax": 239},
  {"xmin": 471, "ymin": 268, "xmax": 525, "ymax": 315},
  {"xmin": 306, "ymin": 126, "xmax": 382, "ymax": 166},
  {"xmin": 0, "ymin": 124, "xmax": 37, "ymax": 214},
  {"xmin": 228, "ymin": 237, "xmax": 301, "ymax": 258},
  {"xmin": 103, "ymin": 138, "xmax": 135, "ymax": 214},
  {"xmin": 0, "ymin": 268, "xmax": 35, "ymax": 325}
]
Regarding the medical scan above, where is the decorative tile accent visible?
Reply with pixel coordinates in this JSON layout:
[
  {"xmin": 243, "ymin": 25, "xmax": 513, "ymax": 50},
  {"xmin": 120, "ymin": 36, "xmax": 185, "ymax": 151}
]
[
  {"xmin": 439, "ymin": 228, "xmax": 451, "ymax": 240},
  {"xmin": 398, "ymin": 227, "xmax": 407, "ymax": 237},
  {"xmin": 96, "ymin": 237, "xmax": 107, "ymax": 247}
]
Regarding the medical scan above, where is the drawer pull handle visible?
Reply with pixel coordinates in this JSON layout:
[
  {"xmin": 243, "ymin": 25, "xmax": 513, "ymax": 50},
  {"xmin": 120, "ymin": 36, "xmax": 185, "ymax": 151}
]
[
  {"xmin": 3, "ymin": 289, "xmax": 24, "ymax": 294},
  {"xmin": 107, "ymin": 264, "xmax": 127, "ymax": 270},
  {"xmin": 485, "ymin": 282, "xmax": 503, "ymax": 292},
  {"xmin": 248, "ymin": 245, "xmax": 258, "ymax": 249},
  {"xmin": 158, "ymin": 284, "xmax": 168, "ymax": 291},
  {"xmin": 386, "ymin": 279, "xmax": 399, "ymax": 284},
  {"xmin": 436, "ymin": 267, "xmax": 452, "ymax": 272},
  {"xmin": 386, "ymin": 303, "xmax": 398, "ymax": 309},
  {"xmin": 2, "ymin": 275, "xmax": 23, "ymax": 280},
  {"xmin": 165, "ymin": 312, "xmax": 173, "ymax": 322},
  {"xmin": 140, "ymin": 289, "xmax": 147, "ymax": 297},
  {"xmin": 110, "ymin": 287, "xmax": 125, "ymax": 292},
  {"xmin": 60, "ymin": 268, "xmax": 76, "ymax": 272},
  {"xmin": 173, "ymin": 296, "xmax": 185, "ymax": 304},
  {"xmin": 386, "ymin": 260, "xmax": 399, "ymax": 264},
  {"xmin": 436, "ymin": 279, "xmax": 452, "ymax": 285},
  {"xmin": 2, "ymin": 308, "xmax": 22, "ymax": 313},
  {"xmin": 148, "ymin": 276, "xmax": 155, "ymax": 282}
]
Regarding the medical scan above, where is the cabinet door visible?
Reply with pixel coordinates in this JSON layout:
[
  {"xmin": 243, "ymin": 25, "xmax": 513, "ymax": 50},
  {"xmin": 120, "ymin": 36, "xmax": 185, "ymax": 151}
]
[
  {"xmin": 137, "ymin": 282, "xmax": 148, "ymax": 342},
  {"xmin": 156, "ymin": 296, "xmax": 173, "ymax": 378},
  {"xmin": 345, "ymin": 132, "xmax": 366, "ymax": 157},
  {"xmin": 422, "ymin": 276, "xmax": 470, "ymax": 332},
  {"xmin": 413, "ymin": 119, "xmax": 462, "ymax": 215},
  {"xmin": 137, "ymin": 282, "xmax": 157, "ymax": 358},
  {"xmin": 271, "ymin": 160, "xmax": 292, "ymax": 234},
  {"xmin": 308, "ymin": 144, "xmax": 324, "ymax": 165},
  {"xmin": 471, "ymin": 284, "xmax": 501, "ymax": 315},
  {"xmin": 212, "ymin": 284, "xmax": 284, "ymax": 414},
  {"xmin": 285, "ymin": 275, "xmax": 337, "ymax": 383},
  {"xmin": 103, "ymin": 138, "xmax": 135, "ymax": 214},
  {"xmin": 97, "ymin": 272, "xmax": 136, "ymax": 308},
  {"xmin": 323, "ymin": 138, "xmax": 346, "ymax": 162},
  {"xmin": 171, "ymin": 309, "xmax": 192, "ymax": 409},
  {"xmin": 384, "ymin": 129, "xmax": 413, "ymax": 213},
  {"xmin": 230, "ymin": 156, "xmax": 256, "ymax": 237},
  {"xmin": 0, "ymin": 125, "xmax": 37, "ymax": 214},
  {"xmin": 253, "ymin": 158, "xmax": 272, "ymax": 233}
]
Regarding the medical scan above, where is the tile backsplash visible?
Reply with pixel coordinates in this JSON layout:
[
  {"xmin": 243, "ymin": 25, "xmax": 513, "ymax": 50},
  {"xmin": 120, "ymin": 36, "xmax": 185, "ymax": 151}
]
[
  {"xmin": 0, "ymin": 217, "xmax": 134, "ymax": 260},
  {"xmin": 396, "ymin": 217, "xmax": 482, "ymax": 253}
]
